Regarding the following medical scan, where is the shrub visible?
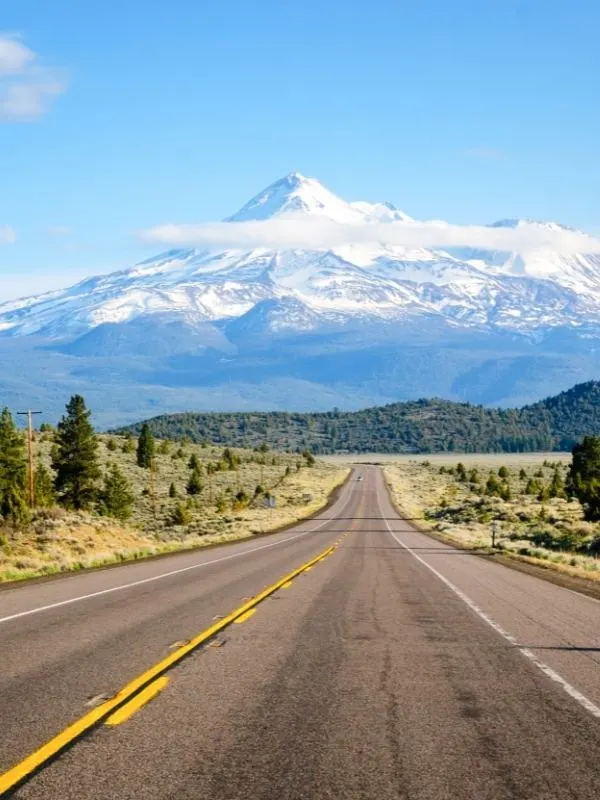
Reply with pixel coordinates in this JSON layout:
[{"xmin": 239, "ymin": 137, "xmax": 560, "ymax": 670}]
[{"xmin": 170, "ymin": 503, "xmax": 191, "ymax": 526}]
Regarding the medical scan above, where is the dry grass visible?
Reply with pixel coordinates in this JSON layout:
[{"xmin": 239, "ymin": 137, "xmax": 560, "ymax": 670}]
[
  {"xmin": 0, "ymin": 436, "xmax": 349, "ymax": 583},
  {"xmin": 377, "ymin": 454, "xmax": 600, "ymax": 584}
]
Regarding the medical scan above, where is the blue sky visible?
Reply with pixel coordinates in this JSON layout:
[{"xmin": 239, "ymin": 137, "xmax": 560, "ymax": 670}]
[{"xmin": 1, "ymin": 0, "xmax": 599, "ymax": 299}]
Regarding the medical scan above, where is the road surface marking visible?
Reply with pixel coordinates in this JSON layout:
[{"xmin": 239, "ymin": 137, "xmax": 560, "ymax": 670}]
[
  {"xmin": 0, "ymin": 540, "xmax": 339, "ymax": 795},
  {"xmin": 0, "ymin": 487, "xmax": 355, "ymax": 627},
  {"xmin": 233, "ymin": 608, "xmax": 257, "ymax": 624},
  {"xmin": 281, "ymin": 581, "xmax": 293, "ymax": 589},
  {"xmin": 105, "ymin": 677, "xmax": 169, "ymax": 726},
  {"xmin": 379, "ymin": 484, "xmax": 600, "ymax": 721}
]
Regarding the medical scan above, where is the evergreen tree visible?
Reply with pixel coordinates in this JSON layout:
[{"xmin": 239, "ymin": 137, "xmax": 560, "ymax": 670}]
[
  {"xmin": 99, "ymin": 464, "xmax": 134, "ymax": 520},
  {"xmin": 498, "ymin": 466, "xmax": 509, "ymax": 479},
  {"xmin": 34, "ymin": 463, "xmax": 56, "ymax": 508},
  {"xmin": 169, "ymin": 482, "xmax": 177, "ymax": 498},
  {"xmin": 519, "ymin": 468, "xmax": 527, "ymax": 480},
  {"xmin": 0, "ymin": 408, "xmax": 28, "ymax": 523},
  {"xmin": 538, "ymin": 484, "xmax": 551, "ymax": 502},
  {"xmin": 188, "ymin": 453, "xmax": 200, "ymax": 471},
  {"xmin": 549, "ymin": 468, "xmax": 565, "ymax": 499},
  {"xmin": 186, "ymin": 468, "xmax": 203, "ymax": 496},
  {"xmin": 525, "ymin": 478, "xmax": 539, "ymax": 495},
  {"xmin": 52, "ymin": 395, "xmax": 100, "ymax": 510},
  {"xmin": 566, "ymin": 436, "xmax": 600, "ymax": 520},
  {"xmin": 485, "ymin": 473, "xmax": 502, "ymax": 497},
  {"xmin": 136, "ymin": 423, "xmax": 155, "ymax": 469}
]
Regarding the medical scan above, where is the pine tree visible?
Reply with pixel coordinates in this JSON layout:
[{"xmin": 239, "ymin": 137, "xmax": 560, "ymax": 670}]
[
  {"xmin": 34, "ymin": 463, "xmax": 56, "ymax": 508},
  {"xmin": 52, "ymin": 395, "xmax": 100, "ymax": 510},
  {"xmin": 0, "ymin": 408, "xmax": 28, "ymax": 523},
  {"xmin": 188, "ymin": 453, "xmax": 200, "ymax": 471},
  {"xmin": 485, "ymin": 473, "xmax": 502, "ymax": 497},
  {"xmin": 525, "ymin": 478, "xmax": 539, "ymax": 495},
  {"xmin": 566, "ymin": 436, "xmax": 600, "ymax": 519},
  {"xmin": 549, "ymin": 468, "xmax": 565, "ymax": 499},
  {"xmin": 186, "ymin": 468, "xmax": 203, "ymax": 496},
  {"xmin": 169, "ymin": 482, "xmax": 177, "ymax": 498},
  {"xmin": 538, "ymin": 484, "xmax": 551, "ymax": 502},
  {"xmin": 99, "ymin": 463, "xmax": 134, "ymax": 520},
  {"xmin": 136, "ymin": 423, "xmax": 155, "ymax": 469},
  {"xmin": 498, "ymin": 466, "xmax": 509, "ymax": 479}
]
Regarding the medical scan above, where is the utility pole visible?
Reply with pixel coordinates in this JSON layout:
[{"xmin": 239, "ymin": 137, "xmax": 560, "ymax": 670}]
[
  {"xmin": 149, "ymin": 457, "xmax": 157, "ymax": 520},
  {"xmin": 17, "ymin": 410, "xmax": 42, "ymax": 509}
]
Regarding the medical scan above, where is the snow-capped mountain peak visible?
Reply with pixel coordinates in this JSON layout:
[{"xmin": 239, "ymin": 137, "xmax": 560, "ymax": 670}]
[
  {"xmin": 1, "ymin": 172, "xmax": 600, "ymax": 342},
  {"xmin": 490, "ymin": 218, "xmax": 576, "ymax": 233},
  {"xmin": 349, "ymin": 200, "xmax": 413, "ymax": 223},
  {"xmin": 226, "ymin": 171, "xmax": 366, "ymax": 223}
]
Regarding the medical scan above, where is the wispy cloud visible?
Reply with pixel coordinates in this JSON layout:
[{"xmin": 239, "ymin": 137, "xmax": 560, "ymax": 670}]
[
  {"xmin": 0, "ymin": 34, "xmax": 67, "ymax": 121},
  {"xmin": 140, "ymin": 217, "xmax": 600, "ymax": 255},
  {"xmin": 46, "ymin": 225, "xmax": 72, "ymax": 237},
  {"xmin": 0, "ymin": 224, "xmax": 16, "ymax": 244},
  {"xmin": 462, "ymin": 147, "xmax": 506, "ymax": 160}
]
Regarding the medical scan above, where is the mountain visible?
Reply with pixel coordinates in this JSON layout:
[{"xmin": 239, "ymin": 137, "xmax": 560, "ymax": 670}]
[
  {"xmin": 1, "ymin": 172, "xmax": 600, "ymax": 427},
  {"xmin": 117, "ymin": 381, "xmax": 600, "ymax": 454}
]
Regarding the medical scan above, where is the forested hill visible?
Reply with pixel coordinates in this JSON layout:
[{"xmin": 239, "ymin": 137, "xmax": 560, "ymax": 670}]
[{"xmin": 116, "ymin": 381, "xmax": 600, "ymax": 454}]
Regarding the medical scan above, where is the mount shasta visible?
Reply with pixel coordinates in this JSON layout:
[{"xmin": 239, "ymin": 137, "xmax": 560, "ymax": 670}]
[{"xmin": 2, "ymin": 172, "xmax": 600, "ymax": 427}]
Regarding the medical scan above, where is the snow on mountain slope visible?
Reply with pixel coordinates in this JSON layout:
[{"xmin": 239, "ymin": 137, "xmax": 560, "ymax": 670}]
[
  {"xmin": 1, "ymin": 172, "xmax": 600, "ymax": 340},
  {"xmin": 455, "ymin": 218, "xmax": 600, "ymax": 297}
]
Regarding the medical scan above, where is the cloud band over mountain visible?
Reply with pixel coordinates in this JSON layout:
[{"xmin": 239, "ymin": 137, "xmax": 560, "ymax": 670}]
[{"xmin": 140, "ymin": 217, "xmax": 600, "ymax": 255}]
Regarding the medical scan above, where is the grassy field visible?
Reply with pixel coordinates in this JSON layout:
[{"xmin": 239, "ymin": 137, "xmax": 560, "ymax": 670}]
[
  {"xmin": 373, "ymin": 453, "xmax": 600, "ymax": 583},
  {"xmin": 0, "ymin": 435, "xmax": 349, "ymax": 583}
]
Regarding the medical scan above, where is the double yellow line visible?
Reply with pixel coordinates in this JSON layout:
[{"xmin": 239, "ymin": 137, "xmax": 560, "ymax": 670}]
[{"xmin": 0, "ymin": 538, "xmax": 345, "ymax": 796}]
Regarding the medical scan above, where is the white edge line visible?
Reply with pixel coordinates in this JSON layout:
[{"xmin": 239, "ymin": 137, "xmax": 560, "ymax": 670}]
[
  {"xmin": 0, "ymin": 484, "xmax": 355, "ymax": 626},
  {"xmin": 377, "ymin": 479, "xmax": 600, "ymax": 721}
]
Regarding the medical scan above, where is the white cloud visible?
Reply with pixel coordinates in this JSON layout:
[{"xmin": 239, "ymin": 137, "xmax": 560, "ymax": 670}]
[
  {"xmin": 140, "ymin": 217, "xmax": 600, "ymax": 256},
  {"xmin": 0, "ymin": 34, "xmax": 67, "ymax": 121},
  {"xmin": 0, "ymin": 224, "xmax": 16, "ymax": 244},
  {"xmin": 0, "ymin": 36, "xmax": 34, "ymax": 74}
]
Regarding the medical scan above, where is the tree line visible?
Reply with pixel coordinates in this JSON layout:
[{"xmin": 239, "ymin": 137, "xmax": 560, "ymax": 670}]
[{"xmin": 115, "ymin": 380, "xmax": 600, "ymax": 454}]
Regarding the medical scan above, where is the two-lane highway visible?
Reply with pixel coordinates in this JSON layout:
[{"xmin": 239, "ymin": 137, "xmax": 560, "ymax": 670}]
[{"xmin": 2, "ymin": 467, "xmax": 600, "ymax": 798}]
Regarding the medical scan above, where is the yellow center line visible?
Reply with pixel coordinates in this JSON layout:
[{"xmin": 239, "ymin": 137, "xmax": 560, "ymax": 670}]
[
  {"xmin": 280, "ymin": 580, "xmax": 293, "ymax": 589},
  {"xmin": 233, "ymin": 608, "xmax": 257, "ymax": 624},
  {"xmin": 0, "ymin": 540, "xmax": 338, "ymax": 796},
  {"xmin": 105, "ymin": 677, "xmax": 169, "ymax": 727}
]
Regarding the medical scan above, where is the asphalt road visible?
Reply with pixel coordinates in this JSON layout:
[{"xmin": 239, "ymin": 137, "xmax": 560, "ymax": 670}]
[{"xmin": 2, "ymin": 466, "xmax": 600, "ymax": 799}]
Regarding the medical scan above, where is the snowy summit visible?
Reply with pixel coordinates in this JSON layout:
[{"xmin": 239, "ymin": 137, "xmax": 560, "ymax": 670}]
[{"xmin": 0, "ymin": 172, "xmax": 599, "ymax": 339}]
